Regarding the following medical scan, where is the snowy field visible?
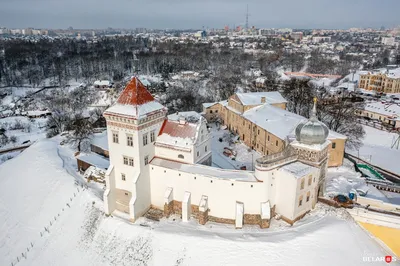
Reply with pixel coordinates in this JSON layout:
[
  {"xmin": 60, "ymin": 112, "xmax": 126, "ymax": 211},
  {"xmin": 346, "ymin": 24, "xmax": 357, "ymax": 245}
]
[
  {"xmin": 0, "ymin": 138, "xmax": 394, "ymax": 266},
  {"xmin": 347, "ymin": 125, "xmax": 400, "ymax": 175}
]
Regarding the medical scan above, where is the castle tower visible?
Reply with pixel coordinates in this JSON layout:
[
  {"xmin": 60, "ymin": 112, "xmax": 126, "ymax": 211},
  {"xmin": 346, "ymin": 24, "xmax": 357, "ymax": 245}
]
[
  {"xmin": 103, "ymin": 77, "xmax": 167, "ymax": 221},
  {"xmin": 291, "ymin": 98, "xmax": 330, "ymax": 199}
]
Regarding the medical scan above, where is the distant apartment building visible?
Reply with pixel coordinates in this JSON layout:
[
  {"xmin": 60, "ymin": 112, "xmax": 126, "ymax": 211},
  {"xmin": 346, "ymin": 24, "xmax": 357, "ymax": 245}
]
[
  {"xmin": 359, "ymin": 68, "xmax": 400, "ymax": 93},
  {"xmin": 382, "ymin": 37, "xmax": 395, "ymax": 46},
  {"xmin": 312, "ymin": 36, "xmax": 331, "ymax": 43},
  {"xmin": 290, "ymin": 32, "xmax": 303, "ymax": 42}
]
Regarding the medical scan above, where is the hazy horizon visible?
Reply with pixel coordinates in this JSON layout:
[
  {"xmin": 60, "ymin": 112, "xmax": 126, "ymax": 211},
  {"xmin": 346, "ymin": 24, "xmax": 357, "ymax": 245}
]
[{"xmin": 1, "ymin": 0, "xmax": 399, "ymax": 30}]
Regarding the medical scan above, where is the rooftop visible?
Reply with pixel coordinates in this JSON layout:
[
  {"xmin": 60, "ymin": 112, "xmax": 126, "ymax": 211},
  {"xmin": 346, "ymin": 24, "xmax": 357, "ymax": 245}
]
[
  {"xmin": 279, "ymin": 161, "xmax": 318, "ymax": 178},
  {"xmin": 91, "ymin": 131, "xmax": 108, "ymax": 151},
  {"xmin": 157, "ymin": 112, "xmax": 204, "ymax": 149},
  {"xmin": 76, "ymin": 153, "xmax": 109, "ymax": 170},
  {"xmin": 235, "ymin": 91, "xmax": 287, "ymax": 106},
  {"xmin": 104, "ymin": 77, "xmax": 165, "ymax": 119},
  {"xmin": 364, "ymin": 101, "xmax": 400, "ymax": 118},
  {"xmin": 150, "ymin": 157, "xmax": 258, "ymax": 182}
]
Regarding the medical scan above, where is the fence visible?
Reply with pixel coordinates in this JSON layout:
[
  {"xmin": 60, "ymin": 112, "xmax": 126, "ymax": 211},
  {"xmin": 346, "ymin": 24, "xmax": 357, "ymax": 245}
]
[{"xmin": 9, "ymin": 182, "xmax": 88, "ymax": 266}]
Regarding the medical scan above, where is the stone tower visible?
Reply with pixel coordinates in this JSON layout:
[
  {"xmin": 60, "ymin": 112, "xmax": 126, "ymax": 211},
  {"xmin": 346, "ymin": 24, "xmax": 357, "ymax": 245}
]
[{"xmin": 103, "ymin": 77, "xmax": 167, "ymax": 221}]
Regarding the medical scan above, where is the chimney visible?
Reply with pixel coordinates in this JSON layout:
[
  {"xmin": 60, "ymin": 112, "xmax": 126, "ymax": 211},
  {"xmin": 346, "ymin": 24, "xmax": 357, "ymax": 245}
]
[
  {"xmin": 261, "ymin": 97, "xmax": 266, "ymax": 103},
  {"xmin": 179, "ymin": 115, "xmax": 186, "ymax": 125}
]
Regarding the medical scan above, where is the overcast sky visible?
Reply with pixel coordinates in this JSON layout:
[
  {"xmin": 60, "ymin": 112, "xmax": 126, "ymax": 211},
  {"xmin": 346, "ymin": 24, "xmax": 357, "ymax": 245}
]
[{"xmin": 1, "ymin": 0, "xmax": 399, "ymax": 30}]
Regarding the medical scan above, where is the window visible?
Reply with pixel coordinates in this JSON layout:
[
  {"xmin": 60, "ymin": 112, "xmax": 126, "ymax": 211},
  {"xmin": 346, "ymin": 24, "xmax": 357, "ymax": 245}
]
[
  {"xmin": 150, "ymin": 130, "xmax": 155, "ymax": 142},
  {"xmin": 205, "ymin": 146, "xmax": 208, "ymax": 152},
  {"xmin": 127, "ymin": 134, "xmax": 133, "ymax": 147},
  {"xmin": 144, "ymin": 155, "xmax": 149, "ymax": 165},
  {"xmin": 299, "ymin": 196, "xmax": 303, "ymax": 206},
  {"xmin": 268, "ymin": 135, "xmax": 270, "ymax": 141},
  {"xmin": 275, "ymin": 140, "xmax": 278, "ymax": 146},
  {"xmin": 143, "ymin": 133, "xmax": 148, "ymax": 146},
  {"xmin": 178, "ymin": 154, "xmax": 184, "ymax": 159},
  {"xmin": 210, "ymin": 110, "xmax": 213, "ymax": 114},
  {"xmin": 306, "ymin": 192, "xmax": 310, "ymax": 202},
  {"xmin": 215, "ymin": 110, "xmax": 218, "ymax": 113},
  {"xmin": 197, "ymin": 151, "xmax": 200, "ymax": 157},
  {"xmin": 308, "ymin": 176, "xmax": 312, "ymax": 186},
  {"xmin": 332, "ymin": 142, "xmax": 336, "ymax": 149},
  {"xmin": 300, "ymin": 179, "xmax": 305, "ymax": 190},
  {"xmin": 112, "ymin": 132, "xmax": 119, "ymax": 143},
  {"xmin": 258, "ymin": 129, "xmax": 260, "ymax": 135},
  {"xmin": 121, "ymin": 173, "xmax": 126, "ymax": 181},
  {"xmin": 123, "ymin": 156, "xmax": 134, "ymax": 166},
  {"xmin": 313, "ymin": 177, "xmax": 316, "ymax": 183}
]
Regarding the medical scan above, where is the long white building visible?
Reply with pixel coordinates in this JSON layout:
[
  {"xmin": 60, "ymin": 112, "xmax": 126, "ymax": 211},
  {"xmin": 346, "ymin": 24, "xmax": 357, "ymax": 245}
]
[{"xmin": 103, "ymin": 77, "xmax": 331, "ymax": 228}]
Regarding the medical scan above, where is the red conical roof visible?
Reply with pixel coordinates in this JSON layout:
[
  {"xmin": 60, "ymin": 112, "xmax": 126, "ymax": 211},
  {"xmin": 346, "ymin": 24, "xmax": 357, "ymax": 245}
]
[{"xmin": 117, "ymin": 77, "xmax": 155, "ymax": 106}]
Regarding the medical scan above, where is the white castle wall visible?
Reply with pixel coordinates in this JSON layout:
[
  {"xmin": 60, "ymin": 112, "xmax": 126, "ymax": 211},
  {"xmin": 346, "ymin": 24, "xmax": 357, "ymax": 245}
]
[{"xmin": 149, "ymin": 165, "xmax": 269, "ymax": 220}]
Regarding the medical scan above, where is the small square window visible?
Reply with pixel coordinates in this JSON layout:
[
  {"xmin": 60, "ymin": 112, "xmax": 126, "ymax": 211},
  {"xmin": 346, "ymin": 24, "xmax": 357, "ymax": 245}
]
[
  {"xmin": 332, "ymin": 142, "xmax": 336, "ymax": 149},
  {"xmin": 128, "ymin": 158, "xmax": 134, "ymax": 166},
  {"xmin": 121, "ymin": 173, "xmax": 126, "ymax": 181},
  {"xmin": 123, "ymin": 156, "xmax": 128, "ymax": 165}
]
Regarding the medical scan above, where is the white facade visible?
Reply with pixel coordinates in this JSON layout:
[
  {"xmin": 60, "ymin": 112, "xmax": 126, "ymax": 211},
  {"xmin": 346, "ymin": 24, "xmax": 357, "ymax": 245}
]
[
  {"xmin": 103, "ymin": 77, "xmax": 329, "ymax": 227},
  {"xmin": 382, "ymin": 37, "xmax": 395, "ymax": 46}
]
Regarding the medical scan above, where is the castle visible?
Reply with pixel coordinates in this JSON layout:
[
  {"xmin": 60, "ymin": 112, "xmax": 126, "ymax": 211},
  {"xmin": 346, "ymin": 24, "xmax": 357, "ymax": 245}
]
[{"xmin": 103, "ymin": 77, "xmax": 333, "ymax": 228}]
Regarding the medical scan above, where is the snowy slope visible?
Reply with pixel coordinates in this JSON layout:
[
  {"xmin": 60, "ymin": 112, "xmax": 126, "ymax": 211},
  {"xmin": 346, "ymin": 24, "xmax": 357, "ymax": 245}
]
[
  {"xmin": 0, "ymin": 139, "xmax": 393, "ymax": 266},
  {"xmin": 348, "ymin": 126, "xmax": 400, "ymax": 175}
]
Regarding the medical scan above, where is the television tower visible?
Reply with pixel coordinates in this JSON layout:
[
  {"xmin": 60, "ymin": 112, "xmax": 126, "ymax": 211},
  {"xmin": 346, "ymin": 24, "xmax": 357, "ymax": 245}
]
[{"xmin": 245, "ymin": 4, "xmax": 249, "ymax": 30}]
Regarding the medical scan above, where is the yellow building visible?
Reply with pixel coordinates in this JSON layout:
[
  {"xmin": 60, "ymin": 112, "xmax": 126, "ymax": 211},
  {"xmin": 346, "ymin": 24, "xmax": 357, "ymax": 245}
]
[
  {"xmin": 203, "ymin": 92, "xmax": 347, "ymax": 167},
  {"xmin": 356, "ymin": 101, "xmax": 400, "ymax": 129},
  {"xmin": 359, "ymin": 69, "xmax": 400, "ymax": 93}
]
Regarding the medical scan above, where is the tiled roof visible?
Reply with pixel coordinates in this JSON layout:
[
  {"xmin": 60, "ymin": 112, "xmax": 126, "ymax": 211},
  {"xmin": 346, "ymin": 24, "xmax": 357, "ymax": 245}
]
[{"xmin": 116, "ymin": 77, "xmax": 155, "ymax": 105}]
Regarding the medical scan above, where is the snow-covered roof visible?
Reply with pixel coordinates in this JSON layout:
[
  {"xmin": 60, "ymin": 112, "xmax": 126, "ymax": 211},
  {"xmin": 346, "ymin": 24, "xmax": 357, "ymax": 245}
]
[
  {"xmin": 76, "ymin": 153, "xmax": 110, "ymax": 170},
  {"xmin": 202, "ymin": 102, "xmax": 218, "ymax": 109},
  {"xmin": 150, "ymin": 157, "xmax": 258, "ymax": 182},
  {"xmin": 364, "ymin": 101, "xmax": 400, "ymax": 118},
  {"xmin": 243, "ymin": 104, "xmax": 306, "ymax": 139},
  {"xmin": 157, "ymin": 112, "xmax": 204, "ymax": 149},
  {"xmin": 362, "ymin": 67, "xmax": 400, "ymax": 79},
  {"xmin": 235, "ymin": 91, "xmax": 287, "ymax": 106},
  {"xmin": 279, "ymin": 161, "xmax": 317, "ymax": 178},
  {"xmin": 104, "ymin": 77, "xmax": 166, "ymax": 119},
  {"xmin": 94, "ymin": 80, "xmax": 110, "ymax": 86},
  {"xmin": 91, "ymin": 131, "xmax": 108, "ymax": 151}
]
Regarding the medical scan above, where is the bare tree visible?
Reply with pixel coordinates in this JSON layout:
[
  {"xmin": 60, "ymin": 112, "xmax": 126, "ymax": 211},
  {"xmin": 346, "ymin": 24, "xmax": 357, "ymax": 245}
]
[{"xmin": 66, "ymin": 114, "xmax": 94, "ymax": 152}]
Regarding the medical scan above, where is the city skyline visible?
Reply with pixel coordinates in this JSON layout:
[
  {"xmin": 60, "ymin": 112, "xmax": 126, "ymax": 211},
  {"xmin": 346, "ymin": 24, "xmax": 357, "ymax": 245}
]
[{"xmin": 1, "ymin": 0, "xmax": 399, "ymax": 30}]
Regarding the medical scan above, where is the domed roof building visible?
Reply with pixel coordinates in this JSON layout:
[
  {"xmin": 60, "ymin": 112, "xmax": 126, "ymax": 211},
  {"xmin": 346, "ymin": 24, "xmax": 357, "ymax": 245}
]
[{"xmin": 295, "ymin": 98, "xmax": 329, "ymax": 145}]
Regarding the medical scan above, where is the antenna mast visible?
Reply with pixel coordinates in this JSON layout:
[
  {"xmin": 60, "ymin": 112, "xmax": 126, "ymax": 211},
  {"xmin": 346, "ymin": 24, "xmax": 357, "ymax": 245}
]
[{"xmin": 246, "ymin": 4, "xmax": 249, "ymax": 30}]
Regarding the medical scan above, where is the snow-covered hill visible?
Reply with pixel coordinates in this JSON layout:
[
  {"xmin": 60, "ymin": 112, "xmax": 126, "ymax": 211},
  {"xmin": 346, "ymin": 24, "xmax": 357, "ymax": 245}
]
[{"xmin": 0, "ymin": 139, "xmax": 391, "ymax": 266}]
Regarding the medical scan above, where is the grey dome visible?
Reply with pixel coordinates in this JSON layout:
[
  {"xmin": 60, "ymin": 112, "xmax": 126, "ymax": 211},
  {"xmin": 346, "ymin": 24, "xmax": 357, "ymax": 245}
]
[{"xmin": 295, "ymin": 99, "xmax": 329, "ymax": 145}]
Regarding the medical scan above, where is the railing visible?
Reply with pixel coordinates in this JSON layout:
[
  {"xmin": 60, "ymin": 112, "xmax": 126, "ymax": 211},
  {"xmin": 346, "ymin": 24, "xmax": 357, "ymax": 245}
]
[{"xmin": 256, "ymin": 146, "xmax": 298, "ymax": 168}]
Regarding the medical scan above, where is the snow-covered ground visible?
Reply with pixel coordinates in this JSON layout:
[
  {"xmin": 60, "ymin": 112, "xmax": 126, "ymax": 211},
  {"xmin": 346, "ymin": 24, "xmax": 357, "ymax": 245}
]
[
  {"xmin": 210, "ymin": 124, "xmax": 262, "ymax": 170},
  {"xmin": 0, "ymin": 116, "xmax": 47, "ymax": 152},
  {"xmin": 0, "ymin": 138, "xmax": 393, "ymax": 266},
  {"xmin": 347, "ymin": 126, "xmax": 400, "ymax": 175},
  {"xmin": 325, "ymin": 163, "xmax": 399, "ymax": 204}
]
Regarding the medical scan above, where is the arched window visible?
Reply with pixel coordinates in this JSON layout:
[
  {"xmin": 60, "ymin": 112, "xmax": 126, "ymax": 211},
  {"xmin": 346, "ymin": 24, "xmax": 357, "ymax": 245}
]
[{"xmin": 178, "ymin": 154, "xmax": 184, "ymax": 159}]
